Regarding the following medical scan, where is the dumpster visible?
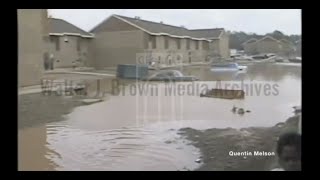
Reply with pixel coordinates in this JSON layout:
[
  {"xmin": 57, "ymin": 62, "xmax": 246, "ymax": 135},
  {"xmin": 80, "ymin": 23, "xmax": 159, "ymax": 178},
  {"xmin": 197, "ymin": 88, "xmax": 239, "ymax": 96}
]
[{"xmin": 117, "ymin": 64, "xmax": 149, "ymax": 79}]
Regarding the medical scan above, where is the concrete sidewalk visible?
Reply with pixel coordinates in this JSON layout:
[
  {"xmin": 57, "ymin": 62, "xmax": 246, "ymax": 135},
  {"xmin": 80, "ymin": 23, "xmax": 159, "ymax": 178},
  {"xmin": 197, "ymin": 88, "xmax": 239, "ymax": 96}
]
[
  {"xmin": 45, "ymin": 71, "xmax": 116, "ymax": 77},
  {"xmin": 45, "ymin": 67, "xmax": 95, "ymax": 73},
  {"xmin": 19, "ymin": 69, "xmax": 116, "ymax": 95},
  {"xmin": 44, "ymin": 66, "xmax": 116, "ymax": 77},
  {"xmin": 156, "ymin": 62, "xmax": 210, "ymax": 70}
]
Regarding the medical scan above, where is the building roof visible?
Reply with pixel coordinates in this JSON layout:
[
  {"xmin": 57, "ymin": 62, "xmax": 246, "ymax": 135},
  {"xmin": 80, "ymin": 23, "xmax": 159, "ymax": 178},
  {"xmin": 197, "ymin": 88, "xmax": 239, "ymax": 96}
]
[
  {"xmin": 244, "ymin": 36, "xmax": 296, "ymax": 51},
  {"xmin": 189, "ymin": 28, "xmax": 225, "ymax": 39},
  {"xmin": 247, "ymin": 36, "xmax": 284, "ymax": 45},
  {"xmin": 279, "ymin": 38, "xmax": 294, "ymax": 45},
  {"xmin": 90, "ymin": 15, "xmax": 224, "ymax": 41},
  {"xmin": 242, "ymin": 38, "xmax": 258, "ymax": 45},
  {"xmin": 49, "ymin": 18, "xmax": 94, "ymax": 38}
]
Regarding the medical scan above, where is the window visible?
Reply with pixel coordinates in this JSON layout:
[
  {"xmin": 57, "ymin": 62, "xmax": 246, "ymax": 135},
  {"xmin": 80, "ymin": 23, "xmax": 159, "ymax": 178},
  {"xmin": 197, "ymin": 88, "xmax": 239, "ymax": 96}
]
[
  {"xmin": 149, "ymin": 35, "xmax": 156, "ymax": 49},
  {"xmin": 195, "ymin": 41, "xmax": 199, "ymax": 50},
  {"xmin": 177, "ymin": 54, "xmax": 181, "ymax": 61},
  {"xmin": 202, "ymin": 41, "xmax": 209, "ymax": 50},
  {"xmin": 153, "ymin": 37, "xmax": 156, "ymax": 49},
  {"xmin": 186, "ymin": 39, "xmax": 190, "ymax": 50},
  {"xmin": 176, "ymin": 39, "xmax": 181, "ymax": 49},
  {"xmin": 164, "ymin": 36, "xmax": 169, "ymax": 49},
  {"xmin": 56, "ymin": 38, "xmax": 60, "ymax": 51},
  {"xmin": 77, "ymin": 38, "xmax": 81, "ymax": 51},
  {"xmin": 52, "ymin": 36, "xmax": 60, "ymax": 51},
  {"xmin": 145, "ymin": 36, "xmax": 149, "ymax": 49}
]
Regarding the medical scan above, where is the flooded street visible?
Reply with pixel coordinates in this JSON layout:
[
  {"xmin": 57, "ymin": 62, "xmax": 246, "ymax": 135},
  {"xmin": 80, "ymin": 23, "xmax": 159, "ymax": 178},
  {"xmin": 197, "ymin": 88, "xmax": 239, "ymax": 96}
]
[
  {"xmin": 18, "ymin": 63, "xmax": 301, "ymax": 171},
  {"xmin": 19, "ymin": 124, "xmax": 200, "ymax": 171}
]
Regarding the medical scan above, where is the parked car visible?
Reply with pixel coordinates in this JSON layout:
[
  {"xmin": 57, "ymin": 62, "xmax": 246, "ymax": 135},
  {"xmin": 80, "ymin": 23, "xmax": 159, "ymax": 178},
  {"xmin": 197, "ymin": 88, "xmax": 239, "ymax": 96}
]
[
  {"xmin": 211, "ymin": 63, "xmax": 247, "ymax": 71},
  {"xmin": 141, "ymin": 70, "xmax": 199, "ymax": 81}
]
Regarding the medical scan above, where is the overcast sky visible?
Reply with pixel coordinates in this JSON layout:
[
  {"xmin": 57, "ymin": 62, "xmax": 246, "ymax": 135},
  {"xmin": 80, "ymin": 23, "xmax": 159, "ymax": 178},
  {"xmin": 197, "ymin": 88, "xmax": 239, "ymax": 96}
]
[{"xmin": 48, "ymin": 9, "xmax": 301, "ymax": 35}]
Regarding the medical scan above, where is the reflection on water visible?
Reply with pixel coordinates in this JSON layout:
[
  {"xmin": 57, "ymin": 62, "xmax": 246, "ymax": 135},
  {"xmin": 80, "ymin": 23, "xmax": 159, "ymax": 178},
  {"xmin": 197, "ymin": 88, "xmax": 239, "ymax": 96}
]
[
  {"xmin": 19, "ymin": 123, "xmax": 200, "ymax": 171},
  {"xmin": 179, "ymin": 63, "xmax": 301, "ymax": 82},
  {"xmin": 18, "ymin": 63, "xmax": 301, "ymax": 171},
  {"xmin": 46, "ymin": 123, "xmax": 200, "ymax": 171}
]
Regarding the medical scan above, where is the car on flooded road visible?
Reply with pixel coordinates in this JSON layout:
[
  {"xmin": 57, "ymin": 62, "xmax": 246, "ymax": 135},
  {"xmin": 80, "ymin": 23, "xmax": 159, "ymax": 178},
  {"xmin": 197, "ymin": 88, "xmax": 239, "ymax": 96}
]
[
  {"xmin": 211, "ymin": 62, "xmax": 247, "ymax": 71},
  {"xmin": 141, "ymin": 70, "xmax": 199, "ymax": 81}
]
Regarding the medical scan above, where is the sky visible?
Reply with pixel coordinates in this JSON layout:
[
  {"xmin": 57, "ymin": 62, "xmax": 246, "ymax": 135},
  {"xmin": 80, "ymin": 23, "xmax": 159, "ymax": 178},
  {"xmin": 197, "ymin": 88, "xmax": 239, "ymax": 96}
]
[{"xmin": 48, "ymin": 9, "xmax": 301, "ymax": 35}]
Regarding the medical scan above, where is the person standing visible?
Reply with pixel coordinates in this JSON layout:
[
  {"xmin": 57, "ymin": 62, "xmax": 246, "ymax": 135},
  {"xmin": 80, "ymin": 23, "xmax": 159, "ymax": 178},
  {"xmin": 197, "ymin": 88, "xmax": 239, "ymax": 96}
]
[
  {"xmin": 49, "ymin": 53, "xmax": 54, "ymax": 70},
  {"xmin": 43, "ymin": 52, "xmax": 49, "ymax": 70}
]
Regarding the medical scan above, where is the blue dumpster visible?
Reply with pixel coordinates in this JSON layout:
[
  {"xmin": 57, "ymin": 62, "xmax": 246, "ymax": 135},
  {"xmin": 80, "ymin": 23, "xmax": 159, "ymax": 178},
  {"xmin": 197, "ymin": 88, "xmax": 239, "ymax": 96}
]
[{"xmin": 117, "ymin": 64, "xmax": 149, "ymax": 79}]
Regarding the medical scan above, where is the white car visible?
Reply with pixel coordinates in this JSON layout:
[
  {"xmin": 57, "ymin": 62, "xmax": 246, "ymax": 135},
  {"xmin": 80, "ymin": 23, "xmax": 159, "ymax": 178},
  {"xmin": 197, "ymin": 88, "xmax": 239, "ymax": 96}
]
[
  {"xmin": 211, "ymin": 63, "xmax": 247, "ymax": 71},
  {"xmin": 141, "ymin": 70, "xmax": 199, "ymax": 81}
]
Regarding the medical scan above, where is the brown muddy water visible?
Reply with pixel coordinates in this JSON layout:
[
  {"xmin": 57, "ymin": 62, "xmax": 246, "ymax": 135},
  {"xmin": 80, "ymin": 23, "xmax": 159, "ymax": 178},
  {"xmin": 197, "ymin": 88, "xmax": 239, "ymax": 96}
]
[{"xmin": 18, "ymin": 63, "xmax": 301, "ymax": 171}]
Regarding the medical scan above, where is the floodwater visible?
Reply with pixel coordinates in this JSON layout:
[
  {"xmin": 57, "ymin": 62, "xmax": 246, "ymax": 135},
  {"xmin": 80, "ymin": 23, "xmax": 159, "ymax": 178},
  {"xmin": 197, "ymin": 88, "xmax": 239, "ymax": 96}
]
[{"xmin": 18, "ymin": 63, "xmax": 301, "ymax": 171}]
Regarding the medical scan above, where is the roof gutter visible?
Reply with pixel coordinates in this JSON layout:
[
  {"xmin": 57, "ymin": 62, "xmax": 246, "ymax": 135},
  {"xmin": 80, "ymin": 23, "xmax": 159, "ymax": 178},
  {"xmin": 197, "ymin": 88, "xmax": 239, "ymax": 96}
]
[
  {"xmin": 149, "ymin": 32, "xmax": 212, "ymax": 41},
  {"xmin": 49, "ymin": 33, "xmax": 95, "ymax": 38},
  {"xmin": 113, "ymin": 15, "xmax": 212, "ymax": 42}
]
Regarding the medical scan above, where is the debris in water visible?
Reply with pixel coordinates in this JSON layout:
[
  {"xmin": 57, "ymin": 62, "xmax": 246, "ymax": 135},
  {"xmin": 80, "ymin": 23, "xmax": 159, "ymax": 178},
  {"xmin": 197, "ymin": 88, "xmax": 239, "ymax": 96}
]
[
  {"xmin": 195, "ymin": 159, "xmax": 202, "ymax": 163},
  {"xmin": 232, "ymin": 105, "xmax": 237, "ymax": 113},
  {"xmin": 238, "ymin": 108, "xmax": 245, "ymax": 115},
  {"xmin": 82, "ymin": 98, "xmax": 103, "ymax": 105},
  {"xmin": 246, "ymin": 110, "xmax": 251, "ymax": 113},
  {"xmin": 200, "ymin": 89, "xmax": 245, "ymax": 99}
]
